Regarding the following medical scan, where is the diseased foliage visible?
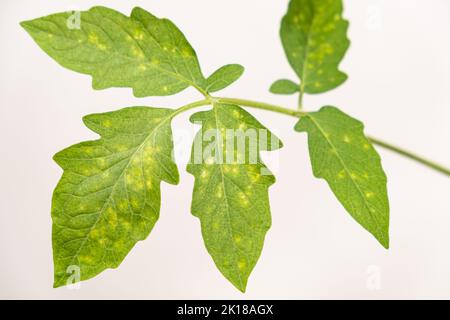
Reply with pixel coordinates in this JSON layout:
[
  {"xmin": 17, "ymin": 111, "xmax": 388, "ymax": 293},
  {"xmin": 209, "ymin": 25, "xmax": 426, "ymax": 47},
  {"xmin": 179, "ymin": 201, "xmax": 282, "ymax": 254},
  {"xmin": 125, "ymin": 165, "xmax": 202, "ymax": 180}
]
[
  {"xmin": 295, "ymin": 107, "xmax": 389, "ymax": 248},
  {"xmin": 187, "ymin": 103, "xmax": 282, "ymax": 292},
  {"xmin": 21, "ymin": 0, "xmax": 400, "ymax": 292},
  {"xmin": 273, "ymin": 0, "xmax": 350, "ymax": 94}
]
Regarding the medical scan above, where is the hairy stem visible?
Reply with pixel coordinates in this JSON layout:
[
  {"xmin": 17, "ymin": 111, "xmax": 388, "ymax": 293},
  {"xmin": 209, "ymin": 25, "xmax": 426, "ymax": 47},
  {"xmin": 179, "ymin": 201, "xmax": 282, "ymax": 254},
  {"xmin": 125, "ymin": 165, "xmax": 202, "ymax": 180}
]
[{"xmin": 176, "ymin": 97, "xmax": 450, "ymax": 177}]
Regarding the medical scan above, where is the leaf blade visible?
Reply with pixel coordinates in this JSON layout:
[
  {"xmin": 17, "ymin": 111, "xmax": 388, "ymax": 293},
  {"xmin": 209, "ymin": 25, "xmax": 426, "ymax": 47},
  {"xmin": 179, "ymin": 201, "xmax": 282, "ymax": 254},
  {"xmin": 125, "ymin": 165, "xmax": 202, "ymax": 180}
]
[
  {"xmin": 280, "ymin": 0, "xmax": 350, "ymax": 94},
  {"xmin": 269, "ymin": 79, "xmax": 299, "ymax": 95},
  {"xmin": 21, "ymin": 6, "xmax": 206, "ymax": 97},
  {"xmin": 204, "ymin": 64, "xmax": 245, "ymax": 93},
  {"xmin": 295, "ymin": 106, "xmax": 389, "ymax": 248},
  {"xmin": 52, "ymin": 107, "xmax": 178, "ymax": 287},
  {"xmin": 187, "ymin": 103, "xmax": 282, "ymax": 292}
]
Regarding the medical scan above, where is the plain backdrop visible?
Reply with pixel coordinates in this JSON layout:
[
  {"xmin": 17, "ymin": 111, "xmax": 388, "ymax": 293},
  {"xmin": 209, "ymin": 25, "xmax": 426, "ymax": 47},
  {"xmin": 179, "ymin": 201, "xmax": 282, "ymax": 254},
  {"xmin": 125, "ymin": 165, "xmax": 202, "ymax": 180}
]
[{"xmin": 1, "ymin": 0, "xmax": 449, "ymax": 299}]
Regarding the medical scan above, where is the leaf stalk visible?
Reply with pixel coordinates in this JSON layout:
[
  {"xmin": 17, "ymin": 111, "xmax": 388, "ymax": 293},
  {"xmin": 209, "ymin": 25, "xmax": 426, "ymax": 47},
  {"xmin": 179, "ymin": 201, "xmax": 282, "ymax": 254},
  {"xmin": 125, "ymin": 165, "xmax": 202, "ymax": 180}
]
[{"xmin": 174, "ymin": 97, "xmax": 450, "ymax": 177}]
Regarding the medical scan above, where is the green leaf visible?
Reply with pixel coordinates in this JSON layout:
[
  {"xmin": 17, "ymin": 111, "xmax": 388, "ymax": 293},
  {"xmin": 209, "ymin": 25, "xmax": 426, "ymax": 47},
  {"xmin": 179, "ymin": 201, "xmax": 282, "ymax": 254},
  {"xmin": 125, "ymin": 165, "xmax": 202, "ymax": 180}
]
[
  {"xmin": 21, "ymin": 6, "xmax": 207, "ymax": 97},
  {"xmin": 187, "ymin": 103, "xmax": 282, "ymax": 292},
  {"xmin": 205, "ymin": 64, "xmax": 245, "ymax": 93},
  {"xmin": 295, "ymin": 106, "xmax": 389, "ymax": 248},
  {"xmin": 280, "ymin": 0, "xmax": 350, "ymax": 94},
  {"xmin": 52, "ymin": 107, "xmax": 179, "ymax": 287},
  {"xmin": 269, "ymin": 79, "xmax": 299, "ymax": 94}
]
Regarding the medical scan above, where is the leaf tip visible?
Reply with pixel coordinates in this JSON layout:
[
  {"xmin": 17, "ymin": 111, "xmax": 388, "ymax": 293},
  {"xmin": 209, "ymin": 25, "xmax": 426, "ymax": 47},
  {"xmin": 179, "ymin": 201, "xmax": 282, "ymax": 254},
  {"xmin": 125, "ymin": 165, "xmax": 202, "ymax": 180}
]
[
  {"xmin": 237, "ymin": 285, "xmax": 247, "ymax": 294},
  {"xmin": 230, "ymin": 278, "xmax": 247, "ymax": 293},
  {"xmin": 19, "ymin": 20, "xmax": 33, "ymax": 33},
  {"xmin": 378, "ymin": 234, "xmax": 390, "ymax": 250},
  {"xmin": 131, "ymin": 6, "xmax": 146, "ymax": 16},
  {"xmin": 52, "ymin": 274, "xmax": 66, "ymax": 289},
  {"xmin": 19, "ymin": 20, "xmax": 28, "ymax": 28}
]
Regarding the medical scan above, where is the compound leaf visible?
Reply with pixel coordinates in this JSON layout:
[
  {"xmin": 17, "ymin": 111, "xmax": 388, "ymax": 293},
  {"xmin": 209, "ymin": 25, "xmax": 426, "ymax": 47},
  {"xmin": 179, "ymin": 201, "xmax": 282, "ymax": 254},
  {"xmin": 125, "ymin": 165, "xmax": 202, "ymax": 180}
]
[
  {"xmin": 205, "ymin": 64, "xmax": 245, "ymax": 93},
  {"xmin": 270, "ymin": 79, "xmax": 299, "ymax": 95},
  {"xmin": 187, "ymin": 103, "xmax": 282, "ymax": 292},
  {"xmin": 52, "ymin": 107, "xmax": 179, "ymax": 287},
  {"xmin": 280, "ymin": 0, "xmax": 350, "ymax": 94},
  {"xmin": 21, "ymin": 6, "xmax": 207, "ymax": 97},
  {"xmin": 295, "ymin": 106, "xmax": 389, "ymax": 248}
]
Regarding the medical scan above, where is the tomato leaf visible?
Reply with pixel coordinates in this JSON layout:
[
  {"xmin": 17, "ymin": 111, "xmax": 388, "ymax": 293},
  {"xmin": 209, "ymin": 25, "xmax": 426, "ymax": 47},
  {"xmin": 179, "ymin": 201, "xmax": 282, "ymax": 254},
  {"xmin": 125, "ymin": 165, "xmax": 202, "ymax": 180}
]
[
  {"xmin": 187, "ymin": 103, "xmax": 282, "ymax": 291},
  {"xmin": 279, "ymin": 0, "xmax": 350, "ymax": 94},
  {"xmin": 295, "ymin": 106, "xmax": 389, "ymax": 248},
  {"xmin": 52, "ymin": 107, "xmax": 178, "ymax": 287}
]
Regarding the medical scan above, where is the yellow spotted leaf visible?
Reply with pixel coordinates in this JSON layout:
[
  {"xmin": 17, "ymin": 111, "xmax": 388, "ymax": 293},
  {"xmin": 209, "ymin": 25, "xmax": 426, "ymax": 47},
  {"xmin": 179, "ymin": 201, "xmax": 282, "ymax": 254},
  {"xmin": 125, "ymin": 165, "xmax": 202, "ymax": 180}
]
[
  {"xmin": 295, "ymin": 106, "xmax": 389, "ymax": 248},
  {"xmin": 187, "ymin": 103, "xmax": 282, "ymax": 292},
  {"xmin": 279, "ymin": 0, "xmax": 350, "ymax": 94},
  {"xmin": 52, "ymin": 107, "xmax": 179, "ymax": 287},
  {"xmin": 21, "ymin": 6, "xmax": 206, "ymax": 96}
]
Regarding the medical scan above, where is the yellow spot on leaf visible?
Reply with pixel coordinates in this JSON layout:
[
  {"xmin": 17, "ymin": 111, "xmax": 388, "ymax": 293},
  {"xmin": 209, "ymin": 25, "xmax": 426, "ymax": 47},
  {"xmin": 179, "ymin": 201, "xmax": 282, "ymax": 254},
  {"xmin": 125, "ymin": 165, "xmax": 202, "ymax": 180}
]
[
  {"xmin": 343, "ymin": 135, "xmax": 351, "ymax": 143},
  {"xmin": 237, "ymin": 260, "xmax": 246, "ymax": 270},
  {"xmin": 88, "ymin": 33, "xmax": 98, "ymax": 44},
  {"xmin": 90, "ymin": 229, "xmax": 100, "ymax": 239},
  {"xmin": 79, "ymin": 255, "xmax": 94, "ymax": 265},
  {"xmin": 232, "ymin": 110, "xmax": 241, "ymax": 119},
  {"xmin": 134, "ymin": 181, "xmax": 144, "ymax": 190},
  {"xmin": 132, "ymin": 47, "xmax": 144, "ymax": 59},
  {"xmin": 97, "ymin": 158, "xmax": 106, "ymax": 167},
  {"xmin": 116, "ymin": 144, "xmax": 127, "ymax": 152},
  {"xmin": 337, "ymin": 170, "xmax": 346, "ymax": 179},
  {"xmin": 182, "ymin": 48, "xmax": 192, "ymax": 57},
  {"xmin": 118, "ymin": 201, "xmax": 128, "ymax": 211},
  {"xmin": 122, "ymin": 220, "xmax": 131, "ymax": 231},
  {"xmin": 200, "ymin": 169, "xmax": 209, "ymax": 179},
  {"xmin": 215, "ymin": 186, "xmax": 223, "ymax": 199},
  {"xmin": 250, "ymin": 174, "xmax": 260, "ymax": 183},
  {"xmin": 365, "ymin": 192, "xmax": 375, "ymax": 199},
  {"xmin": 131, "ymin": 198, "xmax": 140, "ymax": 210},
  {"xmin": 133, "ymin": 30, "xmax": 144, "ymax": 40}
]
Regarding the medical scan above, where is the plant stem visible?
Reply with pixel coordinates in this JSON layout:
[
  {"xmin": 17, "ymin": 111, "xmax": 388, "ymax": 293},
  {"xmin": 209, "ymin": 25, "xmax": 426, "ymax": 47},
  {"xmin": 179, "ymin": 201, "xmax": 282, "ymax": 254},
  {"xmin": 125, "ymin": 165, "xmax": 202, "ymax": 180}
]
[
  {"xmin": 171, "ymin": 99, "xmax": 210, "ymax": 118},
  {"xmin": 174, "ymin": 97, "xmax": 450, "ymax": 177},
  {"xmin": 217, "ymin": 97, "xmax": 304, "ymax": 117},
  {"xmin": 298, "ymin": 90, "xmax": 304, "ymax": 110},
  {"xmin": 368, "ymin": 137, "xmax": 450, "ymax": 176}
]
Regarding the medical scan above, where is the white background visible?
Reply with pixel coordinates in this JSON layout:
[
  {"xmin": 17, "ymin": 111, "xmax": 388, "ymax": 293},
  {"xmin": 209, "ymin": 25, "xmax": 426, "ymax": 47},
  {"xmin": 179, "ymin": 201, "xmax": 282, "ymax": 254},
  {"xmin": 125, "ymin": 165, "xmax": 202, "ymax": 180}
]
[{"xmin": 1, "ymin": 0, "xmax": 449, "ymax": 299}]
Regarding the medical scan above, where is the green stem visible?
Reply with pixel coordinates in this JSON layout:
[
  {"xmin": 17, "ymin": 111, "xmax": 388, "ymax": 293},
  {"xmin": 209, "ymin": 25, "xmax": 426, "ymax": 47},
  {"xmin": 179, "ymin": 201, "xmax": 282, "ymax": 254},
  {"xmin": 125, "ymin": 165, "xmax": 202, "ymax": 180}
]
[
  {"xmin": 174, "ymin": 97, "xmax": 450, "ymax": 177},
  {"xmin": 298, "ymin": 90, "xmax": 304, "ymax": 110},
  {"xmin": 368, "ymin": 137, "xmax": 450, "ymax": 176},
  {"xmin": 171, "ymin": 99, "xmax": 210, "ymax": 118},
  {"xmin": 217, "ymin": 97, "xmax": 304, "ymax": 117}
]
